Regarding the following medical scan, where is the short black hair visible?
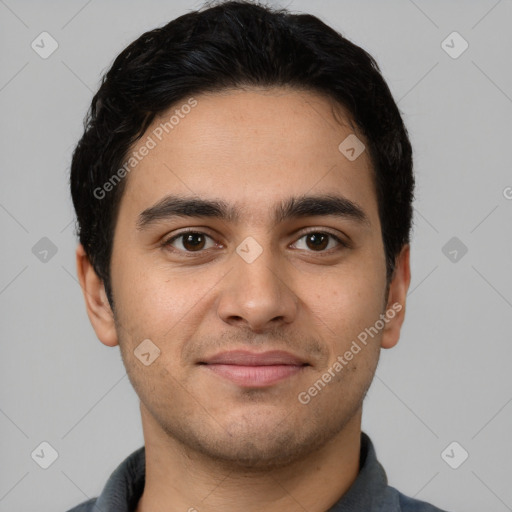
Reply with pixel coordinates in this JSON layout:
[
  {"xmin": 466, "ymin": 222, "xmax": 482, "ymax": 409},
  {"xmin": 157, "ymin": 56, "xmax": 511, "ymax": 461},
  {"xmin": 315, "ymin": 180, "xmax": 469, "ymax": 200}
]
[{"xmin": 70, "ymin": 0, "xmax": 414, "ymax": 307}]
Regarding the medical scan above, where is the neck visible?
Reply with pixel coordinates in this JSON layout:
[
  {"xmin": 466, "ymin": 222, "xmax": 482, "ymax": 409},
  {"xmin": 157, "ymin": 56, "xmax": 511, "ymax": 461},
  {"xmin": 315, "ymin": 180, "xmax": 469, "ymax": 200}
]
[{"xmin": 135, "ymin": 405, "xmax": 362, "ymax": 512}]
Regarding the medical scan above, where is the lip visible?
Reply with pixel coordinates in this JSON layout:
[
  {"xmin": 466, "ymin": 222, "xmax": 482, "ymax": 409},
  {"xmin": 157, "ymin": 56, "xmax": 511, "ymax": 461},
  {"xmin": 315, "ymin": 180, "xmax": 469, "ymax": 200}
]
[
  {"xmin": 199, "ymin": 350, "xmax": 309, "ymax": 387},
  {"xmin": 201, "ymin": 350, "xmax": 308, "ymax": 366}
]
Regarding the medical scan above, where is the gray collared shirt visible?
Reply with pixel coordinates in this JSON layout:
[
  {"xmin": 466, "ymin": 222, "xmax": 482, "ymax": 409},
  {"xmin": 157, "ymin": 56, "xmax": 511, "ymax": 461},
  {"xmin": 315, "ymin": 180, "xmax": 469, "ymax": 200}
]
[{"xmin": 66, "ymin": 432, "xmax": 451, "ymax": 512}]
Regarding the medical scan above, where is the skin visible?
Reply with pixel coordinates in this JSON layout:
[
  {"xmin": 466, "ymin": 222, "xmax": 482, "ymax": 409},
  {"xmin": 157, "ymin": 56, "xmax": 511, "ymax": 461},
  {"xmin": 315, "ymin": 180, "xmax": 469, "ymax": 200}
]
[{"xmin": 77, "ymin": 87, "xmax": 411, "ymax": 512}]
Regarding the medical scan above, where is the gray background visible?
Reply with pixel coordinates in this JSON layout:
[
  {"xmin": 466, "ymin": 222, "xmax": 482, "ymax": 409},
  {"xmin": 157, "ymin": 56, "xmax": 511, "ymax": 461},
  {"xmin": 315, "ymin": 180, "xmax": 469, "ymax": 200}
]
[{"xmin": 1, "ymin": 0, "xmax": 511, "ymax": 511}]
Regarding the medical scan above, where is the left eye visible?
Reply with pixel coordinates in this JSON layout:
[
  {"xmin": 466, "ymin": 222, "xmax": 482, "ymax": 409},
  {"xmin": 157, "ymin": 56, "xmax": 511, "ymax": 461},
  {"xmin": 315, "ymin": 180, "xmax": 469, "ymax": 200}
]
[{"xmin": 292, "ymin": 232, "xmax": 344, "ymax": 252}]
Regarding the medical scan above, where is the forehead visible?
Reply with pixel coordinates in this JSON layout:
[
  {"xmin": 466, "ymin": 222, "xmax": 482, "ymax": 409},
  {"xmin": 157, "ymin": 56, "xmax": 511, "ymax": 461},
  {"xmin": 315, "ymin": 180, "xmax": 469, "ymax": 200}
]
[{"xmin": 119, "ymin": 87, "xmax": 379, "ymax": 227}]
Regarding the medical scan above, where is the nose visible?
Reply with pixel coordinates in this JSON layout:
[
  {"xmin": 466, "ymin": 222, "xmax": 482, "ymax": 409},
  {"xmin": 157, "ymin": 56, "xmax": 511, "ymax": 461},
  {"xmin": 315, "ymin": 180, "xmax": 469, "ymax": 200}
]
[{"xmin": 216, "ymin": 243, "xmax": 299, "ymax": 332}]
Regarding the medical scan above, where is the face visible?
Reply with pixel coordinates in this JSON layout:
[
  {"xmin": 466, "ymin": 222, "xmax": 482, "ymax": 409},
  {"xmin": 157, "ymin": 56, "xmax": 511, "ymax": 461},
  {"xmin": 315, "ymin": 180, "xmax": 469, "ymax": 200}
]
[{"xmin": 83, "ymin": 87, "xmax": 409, "ymax": 470}]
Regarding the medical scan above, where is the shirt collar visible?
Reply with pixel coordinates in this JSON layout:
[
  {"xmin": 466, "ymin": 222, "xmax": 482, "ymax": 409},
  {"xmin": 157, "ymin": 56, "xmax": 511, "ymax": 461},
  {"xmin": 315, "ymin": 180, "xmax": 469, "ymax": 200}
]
[
  {"xmin": 94, "ymin": 431, "xmax": 395, "ymax": 512},
  {"xmin": 326, "ymin": 431, "xmax": 399, "ymax": 511}
]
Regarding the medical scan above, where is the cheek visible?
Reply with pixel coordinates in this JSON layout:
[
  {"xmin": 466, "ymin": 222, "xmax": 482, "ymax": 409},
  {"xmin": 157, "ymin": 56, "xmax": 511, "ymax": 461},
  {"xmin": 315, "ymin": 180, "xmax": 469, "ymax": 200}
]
[
  {"xmin": 303, "ymin": 253, "xmax": 386, "ymax": 353},
  {"xmin": 310, "ymin": 259, "xmax": 384, "ymax": 315},
  {"xmin": 111, "ymin": 259, "xmax": 220, "ymax": 347}
]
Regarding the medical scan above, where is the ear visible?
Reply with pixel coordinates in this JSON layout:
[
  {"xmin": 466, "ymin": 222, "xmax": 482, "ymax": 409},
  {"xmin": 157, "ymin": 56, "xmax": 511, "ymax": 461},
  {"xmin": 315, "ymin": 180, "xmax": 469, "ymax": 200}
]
[
  {"xmin": 380, "ymin": 244, "xmax": 411, "ymax": 350},
  {"xmin": 75, "ymin": 244, "xmax": 119, "ymax": 347}
]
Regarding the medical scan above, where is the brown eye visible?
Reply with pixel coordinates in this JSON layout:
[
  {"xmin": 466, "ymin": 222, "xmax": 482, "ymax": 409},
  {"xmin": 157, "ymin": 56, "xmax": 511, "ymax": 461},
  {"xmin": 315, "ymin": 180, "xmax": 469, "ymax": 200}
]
[
  {"xmin": 305, "ymin": 233, "xmax": 329, "ymax": 251},
  {"xmin": 163, "ymin": 232, "xmax": 216, "ymax": 253},
  {"xmin": 181, "ymin": 233, "xmax": 206, "ymax": 251},
  {"xmin": 292, "ymin": 231, "xmax": 346, "ymax": 252}
]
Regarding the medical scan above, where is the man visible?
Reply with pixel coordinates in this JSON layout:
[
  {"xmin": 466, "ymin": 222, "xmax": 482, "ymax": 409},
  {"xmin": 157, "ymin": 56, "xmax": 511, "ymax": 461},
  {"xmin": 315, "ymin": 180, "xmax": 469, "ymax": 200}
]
[{"xmin": 68, "ymin": 1, "xmax": 450, "ymax": 511}]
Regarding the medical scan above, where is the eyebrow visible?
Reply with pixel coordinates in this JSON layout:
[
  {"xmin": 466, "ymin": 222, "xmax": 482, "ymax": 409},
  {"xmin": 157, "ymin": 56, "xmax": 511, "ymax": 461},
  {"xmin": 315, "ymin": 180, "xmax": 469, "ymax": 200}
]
[{"xmin": 137, "ymin": 194, "xmax": 371, "ymax": 230}]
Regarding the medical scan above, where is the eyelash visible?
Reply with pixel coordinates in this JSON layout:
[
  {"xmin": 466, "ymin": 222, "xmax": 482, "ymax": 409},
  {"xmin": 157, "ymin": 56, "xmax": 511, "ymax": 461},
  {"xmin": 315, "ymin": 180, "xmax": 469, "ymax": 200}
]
[{"xmin": 161, "ymin": 228, "xmax": 349, "ymax": 256}]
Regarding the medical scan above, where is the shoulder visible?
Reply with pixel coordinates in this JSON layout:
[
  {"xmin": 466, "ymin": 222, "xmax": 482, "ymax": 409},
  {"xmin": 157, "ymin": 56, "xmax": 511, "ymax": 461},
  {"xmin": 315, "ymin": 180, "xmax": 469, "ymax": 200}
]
[
  {"xmin": 63, "ymin": 446, "xmax": 145, "ymax": 512},
  {"xmin": 64, "ymin": 497, "xmax": 98, "ymax": 512},
  {"xmin": 393, "ymin": 487, "xmax": 451, "ymax": 512}
]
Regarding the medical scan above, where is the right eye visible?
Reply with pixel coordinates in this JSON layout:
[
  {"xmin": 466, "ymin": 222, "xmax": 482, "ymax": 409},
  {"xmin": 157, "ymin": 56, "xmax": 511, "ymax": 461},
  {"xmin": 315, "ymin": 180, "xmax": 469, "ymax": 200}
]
[{"xmin": 162, "ymin": 230, "xmax": 219, "ymax": 254}]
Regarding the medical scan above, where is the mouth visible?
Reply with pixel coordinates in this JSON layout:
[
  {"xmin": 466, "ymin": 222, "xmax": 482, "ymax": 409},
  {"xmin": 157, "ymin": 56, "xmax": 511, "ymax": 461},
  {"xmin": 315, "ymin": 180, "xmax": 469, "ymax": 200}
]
[{"xmin": 199, "ymin": 350, "xmax": 310, "ymax": 388}]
